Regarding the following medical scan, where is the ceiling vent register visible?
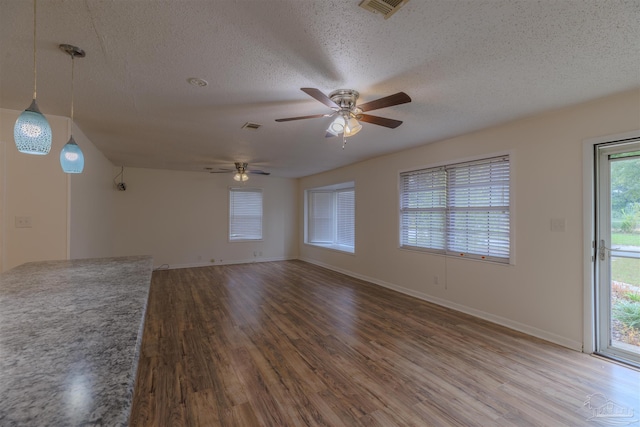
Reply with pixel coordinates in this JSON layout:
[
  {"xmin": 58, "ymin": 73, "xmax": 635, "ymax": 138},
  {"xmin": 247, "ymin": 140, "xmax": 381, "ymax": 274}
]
[
  {"xmin": 358, "ymin": 0, "xmax": 410, "ymax": 19},
  {"xmin": 242, "ymin": 122, "xmax": 262, "ymax": 130}
]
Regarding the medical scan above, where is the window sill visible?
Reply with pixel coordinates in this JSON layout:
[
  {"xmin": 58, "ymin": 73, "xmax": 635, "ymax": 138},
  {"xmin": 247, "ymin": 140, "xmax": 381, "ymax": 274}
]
[
  {"xmin": 305, "ymin": 242, "xmax": 355, "ymax": 255},
  {"xmin": 398, "ymin": 246, "xmax": 513, "ymax": 266}
]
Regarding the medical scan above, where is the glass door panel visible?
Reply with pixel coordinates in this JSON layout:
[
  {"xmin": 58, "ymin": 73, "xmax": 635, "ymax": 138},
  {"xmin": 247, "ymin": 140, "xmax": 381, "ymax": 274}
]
[{"xmin": 596, "ymin": 141, "xmax": 640, "ymax": 366}]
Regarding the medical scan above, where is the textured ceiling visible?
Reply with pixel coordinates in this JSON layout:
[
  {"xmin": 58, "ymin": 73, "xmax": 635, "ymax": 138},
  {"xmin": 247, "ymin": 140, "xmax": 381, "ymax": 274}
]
[{"xmin": 1, "ymin": 0, "xmax": 639, "ymax": 178}]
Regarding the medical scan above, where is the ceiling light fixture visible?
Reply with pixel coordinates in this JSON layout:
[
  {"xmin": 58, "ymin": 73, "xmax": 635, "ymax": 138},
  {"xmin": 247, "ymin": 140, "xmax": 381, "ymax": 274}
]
[
  {"xmin": 14, "ymin": 0, "xmax": 52, "ymax": 155},
  {"xmin": 326, "ymin": 112, "xmax": 363, "ymax": 148},
  {"xmin": 327, "ymin": 115, "xmax": 346, "ymax": 136},
  {"xmin": 344, "ymin": 117, "xmax": 362, "ymax": 137},
  {"xmin": 187, "ymin": 77, "xmax": 208, "ymax": 87},
  {"xmin": 233, "ymin": 172, "xmax": 249, "ymax": 182},
  {"xmin": 233, "ymin": 162, "xmax": 249, "ymax": 181},
  {"xmin": 59, "ymin": 44, "xmax": 86, "ymax": 173}
]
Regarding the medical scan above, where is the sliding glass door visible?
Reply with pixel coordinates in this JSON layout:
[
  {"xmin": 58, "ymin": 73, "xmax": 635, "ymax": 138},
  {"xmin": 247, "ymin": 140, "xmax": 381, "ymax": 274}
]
[{"xmin": 595, "ymin": 139, "xmax": 640, "ymax": 366}]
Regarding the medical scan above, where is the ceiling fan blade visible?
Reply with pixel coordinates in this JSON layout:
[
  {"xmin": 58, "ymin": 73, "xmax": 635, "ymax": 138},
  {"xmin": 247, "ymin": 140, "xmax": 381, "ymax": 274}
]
[
  {"xmin": 248, "ymin": 170, "xmax": 270, "ymax": 175},
  {"xmin": 301, "ymin": 88, "xmax": 340, "ymax": 109},
  {"xmin": 359, "ymin": 114, "xmax": 403, "ymax": 129},
  {"xmin": 209, "ymin": 170, "xmax": 233, "ymax": 174},
  {"xmin": 357, "ymin": 92, "xmax": 411, "ymax": 112},
  {"xmin": 325, "ymin": 132, "xmax": 338, "ymax": 138},
  {"xmin": 275, "ymin": 113, "xmax": 331, "ymax": 122}
]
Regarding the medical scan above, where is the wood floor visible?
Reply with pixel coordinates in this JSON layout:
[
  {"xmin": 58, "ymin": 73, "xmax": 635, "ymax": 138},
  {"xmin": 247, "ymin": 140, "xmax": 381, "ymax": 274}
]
[{"xmin": 129, "ymin": 260, "xmax": 640, "ymax": 426}]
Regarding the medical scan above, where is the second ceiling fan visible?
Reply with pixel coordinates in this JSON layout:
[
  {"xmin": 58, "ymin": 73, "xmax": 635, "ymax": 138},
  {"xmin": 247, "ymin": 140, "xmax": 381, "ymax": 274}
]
[
  {"xmin": 209, "ymin": 162, "xmax": 270, "ymax": 182},
  {"xmin": 276, "ymin": 88, "xmax": 411, "ymax": 139}
]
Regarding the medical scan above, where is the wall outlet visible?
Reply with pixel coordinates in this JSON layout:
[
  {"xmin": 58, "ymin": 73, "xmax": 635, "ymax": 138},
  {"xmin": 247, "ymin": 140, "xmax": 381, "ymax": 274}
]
[
  {"xmin": 551, "ymin": 218, "xmax": 566, "ymax": 232},
  {"xmin": 15, "ymin": 216, "xmax": 32, "ymax": 228}
]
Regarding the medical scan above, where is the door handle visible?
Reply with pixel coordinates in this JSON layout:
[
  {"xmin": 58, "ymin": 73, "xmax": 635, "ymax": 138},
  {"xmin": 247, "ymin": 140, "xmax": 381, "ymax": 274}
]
[{"xmin": 598, "ymin": 239, "xmax": 606, "ymax": 261}]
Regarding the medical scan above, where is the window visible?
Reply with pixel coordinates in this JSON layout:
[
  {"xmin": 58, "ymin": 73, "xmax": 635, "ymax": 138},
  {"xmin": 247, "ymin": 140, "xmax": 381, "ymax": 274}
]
[
  {"xmin": 400, "ymin": 155, "xmax": 511, "ymax": 263},
  {"xmin": 306, "ymin": 182, "xmax": 355, "ymax": 253},
  {"xmin": 229, "ymin": 188, "xmax": 263, "ymax": 241}
]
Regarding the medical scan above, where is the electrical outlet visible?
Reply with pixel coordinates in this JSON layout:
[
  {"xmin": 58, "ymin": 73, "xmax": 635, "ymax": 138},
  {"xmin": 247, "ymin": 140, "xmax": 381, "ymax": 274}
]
[
  {"xmin": 15, "ymin": 216, "xmax": 32, "ymax": 228},
  {"xmin": 551, "ymin": 218, "xmax": 566, "ymax": 232}
]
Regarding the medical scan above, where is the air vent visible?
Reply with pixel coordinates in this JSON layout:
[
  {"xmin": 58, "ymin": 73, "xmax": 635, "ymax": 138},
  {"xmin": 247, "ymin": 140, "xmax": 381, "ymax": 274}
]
[
  {"xmin": 242, "ymin": 122, "xmax": 262, "ymax": 130},
  {"xmin": 358, "ymin": 0, "xmax": 410, "ymax": 19}
]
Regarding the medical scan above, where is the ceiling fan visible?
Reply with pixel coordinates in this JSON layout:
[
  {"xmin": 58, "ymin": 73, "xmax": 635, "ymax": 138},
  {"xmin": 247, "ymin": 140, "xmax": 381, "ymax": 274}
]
[
  {"xmin": 208, "ymin": 162, "xmax": 270, "ymax": 182},
  {"xmin": 276, "ymin": 88, "xmax": 411, "ymax": 139}
]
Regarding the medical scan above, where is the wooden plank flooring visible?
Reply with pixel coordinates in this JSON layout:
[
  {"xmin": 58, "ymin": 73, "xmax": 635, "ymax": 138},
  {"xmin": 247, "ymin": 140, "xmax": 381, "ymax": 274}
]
[{"xmin": 130, "ymin": 260, "xmax": 640, "ymax": 426}]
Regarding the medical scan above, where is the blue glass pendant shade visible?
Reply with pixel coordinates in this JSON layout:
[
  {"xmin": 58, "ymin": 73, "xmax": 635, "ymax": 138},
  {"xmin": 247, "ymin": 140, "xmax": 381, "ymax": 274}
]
[
  {"xmin": 14, "ymin": 99, "xmax": 52, "ymax": 155},
  {"xmin": 60, "ymin": 135, "xmax": 84, "ymax": 173}
]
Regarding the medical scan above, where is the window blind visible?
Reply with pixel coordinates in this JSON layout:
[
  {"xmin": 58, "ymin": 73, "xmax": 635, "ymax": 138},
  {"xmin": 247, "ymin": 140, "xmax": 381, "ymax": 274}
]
[
  {"xmin": 446, "ymin": 156, "xmax": 510, "ymax": 261},
  {"xmin": 399, "ymin": 167, "xmax": 446, "ymax": 251},
  {"xmin": 336, "ymin": 189, "xmax": 355, "ymax": 247},
  {"xmin": 309, "ymin": 191, "xmax": 333, "ymax": 243},
  {"xmin": 400, "ymin": 155, "xmax": 510, "ymax": 263},
  {"xmin": 229, "ymin": 188, "xmax": 263, "ymax": 240},
  {"xmin": 306, "ymin": 185, "xmax": 355, "ymax": 252}
]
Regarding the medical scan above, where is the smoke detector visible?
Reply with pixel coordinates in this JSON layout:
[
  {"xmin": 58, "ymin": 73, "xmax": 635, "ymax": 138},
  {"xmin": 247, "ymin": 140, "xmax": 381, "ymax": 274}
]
[{"xmin": 359, "ymin": 0, "xmax": 410, "ymax": 19}]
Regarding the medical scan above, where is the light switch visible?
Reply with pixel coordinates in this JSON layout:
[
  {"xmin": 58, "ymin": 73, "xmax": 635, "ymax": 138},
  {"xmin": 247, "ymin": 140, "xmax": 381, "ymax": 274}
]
[
  {"xmin": 551, "ymin": 218, "xmax": 566, "ymax": 232},
  {"xmin": 15, "ymin": 216, "xmax": 32, "ymax": 228}
]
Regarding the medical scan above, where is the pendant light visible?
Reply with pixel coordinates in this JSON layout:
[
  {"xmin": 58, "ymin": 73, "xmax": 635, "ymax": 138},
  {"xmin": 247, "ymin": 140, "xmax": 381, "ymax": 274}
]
[
  {"xmin": 14, "ymin": 0, "xmax": 52, "ymax": 155},
  {"xmin": 59, "ymin": 44, "xmax": 85, "ymax": 173}
]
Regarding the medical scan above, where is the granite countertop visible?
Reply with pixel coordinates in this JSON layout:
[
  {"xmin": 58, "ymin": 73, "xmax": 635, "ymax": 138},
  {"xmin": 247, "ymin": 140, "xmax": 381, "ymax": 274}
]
[{"xmin": 0, "ymin": 255, "xmax": 153, "ymax": 427}]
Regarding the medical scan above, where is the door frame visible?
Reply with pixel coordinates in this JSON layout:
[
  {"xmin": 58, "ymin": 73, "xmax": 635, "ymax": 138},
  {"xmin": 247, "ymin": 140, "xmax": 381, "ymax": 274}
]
[{"xmin": 583, "ymin": 130, "xmax": 640, "ymax": 354}]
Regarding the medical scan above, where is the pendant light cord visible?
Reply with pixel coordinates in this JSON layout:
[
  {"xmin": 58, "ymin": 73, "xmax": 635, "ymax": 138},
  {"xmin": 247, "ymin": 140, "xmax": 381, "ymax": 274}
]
[
  {"xmin": 70, "ymin": 54, "xmax": 75, "ymax": 122},
  {"xmin": 32, "ymin": 0, "xmax": 37, "ymax": 100}
]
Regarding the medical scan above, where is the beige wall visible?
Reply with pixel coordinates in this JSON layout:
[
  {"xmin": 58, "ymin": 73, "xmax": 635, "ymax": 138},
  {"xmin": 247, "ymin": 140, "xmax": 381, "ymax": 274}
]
[
  {"xmin": 0, "ymin": 108, "xmax": 115, "ymax": 270},
  {"xmin": 68, "ymin": 123, "xmax": 115, "ymax": 259},
  {"xmin": 112, "ymin": 167, "xmax": 298, "ymax": 268},
  {"xmin": 1, "ymin": 109, "xmax": 69, "ymax": 270},
  {"xmin": 298, "ymin": 89, "xmax": 640, "ymax": 350}
]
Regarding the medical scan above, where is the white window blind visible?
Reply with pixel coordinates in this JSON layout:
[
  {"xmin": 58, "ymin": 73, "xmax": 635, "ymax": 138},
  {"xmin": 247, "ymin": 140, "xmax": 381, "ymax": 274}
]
[
  {"xmin": 336, "ymin": 190, "xmax": 355, "ymax": 247},
  {"xmin": 400, "ymin": 155, "xmax": 510, "ymax": 263},
  {"xmin": 399, "ymin": 167, "xmax": 446, "ymax": 251},
  {"xmin": 306, "ymin": 184, "xmax": 355, "ymax": 252},
  {"xmin": 309, "ymin": 191, "xmax": 333, "ymax": 243},
  {"xmin": 229, "ymin": 188, "xmax": 263, "ymax": 241}
]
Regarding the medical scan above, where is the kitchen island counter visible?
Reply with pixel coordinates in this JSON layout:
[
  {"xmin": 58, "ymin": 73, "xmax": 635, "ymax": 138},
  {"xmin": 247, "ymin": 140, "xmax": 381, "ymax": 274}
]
[{"xmin": 0, "ymin": 255, "xmax": 153, "ymax": 426}]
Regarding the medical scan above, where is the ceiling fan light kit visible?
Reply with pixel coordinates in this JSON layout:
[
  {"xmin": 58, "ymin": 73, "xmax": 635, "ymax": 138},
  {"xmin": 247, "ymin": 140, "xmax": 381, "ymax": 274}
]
[
  {"xmin": 344, "ymin": 117, "xmax": 362, "ymax": 137},
  {"xmin": 276, "ymin": 87, "xmax": 410, "ymax": 147},
  {"xmin": 328, "ymin": 115, "xmax": 345, "ymax": 135},
  {"xmin": 234, "ymin": 173, "xmax": 249, "ymax": 182}
]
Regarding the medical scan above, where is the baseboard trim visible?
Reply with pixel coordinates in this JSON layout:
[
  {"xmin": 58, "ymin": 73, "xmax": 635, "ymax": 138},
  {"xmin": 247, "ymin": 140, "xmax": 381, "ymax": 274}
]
[
  {"xmin": 299, "ymin": 257, "xmax": 582, "ymax": 352},
  {"xmin": 156, "ymin": 256, "xmax": 296, "ymax": 271}
]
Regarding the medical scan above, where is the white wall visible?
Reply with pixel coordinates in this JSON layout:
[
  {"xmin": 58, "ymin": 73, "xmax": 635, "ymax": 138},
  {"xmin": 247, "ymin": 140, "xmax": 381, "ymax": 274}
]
[
  {"xmin": 112, "ymin": 167, "xmax": 298, "ymax": 268},
  {"xmin": 298, "ymin": 89, "xmax": 640, "ymax": 351},
  {"xmin": 0, "ymin": 108, "xmax": 116, "ymax": 270},
  {"xmin": 68, "ymin": 122, "xmax": 115, "ymax": 259},
  {"xmin": 1, "ymin": 108, "xmax": 69, "ymax": 270}
]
